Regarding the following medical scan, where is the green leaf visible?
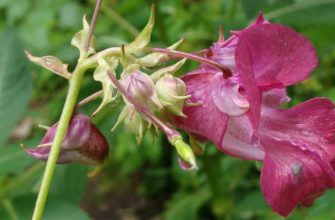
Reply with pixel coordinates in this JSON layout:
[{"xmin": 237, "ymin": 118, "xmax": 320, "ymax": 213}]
[
  {"xmin": 49, "ymin": 164, "xmax": 89, "ymax": 203},
  {"xmin": 0, "ymin": 194, "xmax": 91, "ymax": 220},
  {"xmin": 304, "ymin": 190, "xmax": 335, "ymax": 220},
  {"xmin": 164, "ymin": 189, "xmax": 210, "ymax": 220},
  {"xmin": 272, "ymin": 1, "xmax": 335, "ymax": 26},
  {"xmin": 59, "ymin": 2, "xmax": 82, "ymax": 30},
  {"xmin": 0, "ymin": 29, "xmax": 32, "ymax": 146},
  {"xmin": 0, "ymin": 145, "xmax": 34, "ymax": 176}
]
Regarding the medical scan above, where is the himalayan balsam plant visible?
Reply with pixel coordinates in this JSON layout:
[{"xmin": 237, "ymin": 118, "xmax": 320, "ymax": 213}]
[{"xmin": 22, "ymin": 1, "xmax": 335, "ymax": 219}]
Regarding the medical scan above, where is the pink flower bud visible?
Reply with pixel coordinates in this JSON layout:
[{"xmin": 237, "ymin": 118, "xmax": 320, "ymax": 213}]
[
  {"xmin": 120, "ymin": 71, "xmax": 162, "ymax": 109},
  {"xmin": 24, "ymin": 114, "xmax": 109, "ymax": 165}
]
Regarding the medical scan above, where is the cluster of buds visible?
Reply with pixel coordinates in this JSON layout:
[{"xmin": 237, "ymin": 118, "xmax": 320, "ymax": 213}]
[{"xmin": 23, "ymin": 5, "xmax": 206, "ymax": 170}]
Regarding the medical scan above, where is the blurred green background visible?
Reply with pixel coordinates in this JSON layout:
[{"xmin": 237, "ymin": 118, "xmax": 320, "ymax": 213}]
[{"xmin": 1, "ymin": 0, "xmax": 335, "ymax": 219}]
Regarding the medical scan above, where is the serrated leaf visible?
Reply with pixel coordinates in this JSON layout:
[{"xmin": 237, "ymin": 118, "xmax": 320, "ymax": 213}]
[
  {"xmin": 25, "ymin": 50, "xmax": 71, "ymax": 79},
  {"xmin": 0, "ymin": 29, "xmax": 32, "ymax": 146},
  {"xmin": 92, "ymin": 58, "xmax": 119, "ymax": 116},
  {"xmin": 125, "ymin": 5, "xmax": 155, "ymax": 53},
  {"xmin": 71, "ymin": 15, "xmax": 96, "ymax": 57}
]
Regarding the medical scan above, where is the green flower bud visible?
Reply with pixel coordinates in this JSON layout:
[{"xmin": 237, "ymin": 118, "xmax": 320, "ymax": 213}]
[
  {"xmin": 155, "ymin": 74, "xmax": 190, "ymax": 116},
  {"xmin": 171, "ymin": 136, "xmax": 198, "ymax": 170}
]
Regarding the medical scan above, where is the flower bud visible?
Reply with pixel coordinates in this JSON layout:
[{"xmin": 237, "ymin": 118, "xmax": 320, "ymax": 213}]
[
  {"xmin": 120, "ymin": 70, "xmax": 162, "ymax": 109},
  {"xmin": 24, "ymin": 114, "xmax": 109, "ymax": 165},
  {"xmin": 155, "ymin": 74, "xmax": 189, "ymax": 116},
  {"xmin": 171, "ymin": 136, "xmax": 198, "ymax": 170}
]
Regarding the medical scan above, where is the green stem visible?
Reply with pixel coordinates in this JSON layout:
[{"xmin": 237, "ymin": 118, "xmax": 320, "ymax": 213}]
[
  {"xmin": 2, "ymin": 199, "xmax": 18, "ymax": 220},
  {"xmin": 31, "ymin": 65, "xmax": 86, "ymax": 220}
]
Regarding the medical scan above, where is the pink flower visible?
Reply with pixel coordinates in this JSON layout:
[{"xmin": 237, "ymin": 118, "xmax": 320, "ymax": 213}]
[{"xmin": 175, "ymin": 13, "xmax": 335, "ymax": 216}]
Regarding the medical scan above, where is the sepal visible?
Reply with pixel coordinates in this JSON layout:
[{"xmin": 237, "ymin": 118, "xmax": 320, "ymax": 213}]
[
  {"xmin": 150, "ymin": 58, "xmax": 186, "ymax": 82},
  {"xmin": 92, "ymin": 58, "xmax": 119, "ymax": 116},
  {"xmin": 25, "ymin": 50, "xmax": 71, "ymax": 79},
  {"xmin": 71, "ymin": 15, "xmax": 96, "ymax": 58},
  {"xmin": 125, "ymin": 5, "xmax": 155, "ymax": 54}
]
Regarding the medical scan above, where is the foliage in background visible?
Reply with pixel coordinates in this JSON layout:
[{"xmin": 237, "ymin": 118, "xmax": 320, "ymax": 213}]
[{"xmin": 0, "ymin": 0, "xmax": 335, "ymax": 219}]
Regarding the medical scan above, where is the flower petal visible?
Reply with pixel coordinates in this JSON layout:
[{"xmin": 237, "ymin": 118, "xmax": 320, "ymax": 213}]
[
  {"xmin": 211, "ymin": 74, "xmax": 249, "ymax": 116},
  {"xmin": 201, "ymin": 12, "xmax": 268, "ymax": 73},
  {"xmin": 260, "ymin": 135, "xmax": 335, "ymax": 217},
  {"xmin": 236, "ymin": 23, "xmax": 317, "ymax": 90},
  {"xmin": 261, "ymin": 98, "xmax": 335, "ymax": 162},
  {"xmin": 221, "ymin": 115, "xmax": 265, "ymax": 160},
  {"xmin": 262, "ymin": 88, "xmax": 290, "ymax": 108},
  {"xmin": 41, "ymin": 114, "xmax": 91, "ymax": 149},
  {"xmin": 175, "ymin": 73, "xmax": 228, "ymax": 147},
  {"xmin": 235, "ymin": 39, "xmax": 261, "ymax": 132}
]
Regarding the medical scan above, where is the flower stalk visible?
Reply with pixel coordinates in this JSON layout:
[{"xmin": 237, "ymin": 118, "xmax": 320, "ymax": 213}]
[
  {"xmin": 31, "ymin": 1, "xmax": 103, "ymax": 219},
  {"xmin": 150, "ymin": 47, "xmax": 232, "ymax": 78},
  {"xmin": 32, "ymin": 65, "xmax": 86, "ymax": 220}
]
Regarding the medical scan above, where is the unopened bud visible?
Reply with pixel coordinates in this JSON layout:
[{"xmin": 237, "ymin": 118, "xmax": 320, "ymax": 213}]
[
  {"xmin": 155, "ymin": 74, "xmax": 189, "ymax": 116},
  {"xmin": 24, "ymin": 114, "xmax": 109, "ymax": 165},
  {"xmin": 120, "ymin": 70, "xmax": 162, "ymax": 109},
  {"xmin": 171, "ymin": 137, "xmax": 197, "ymax": 170}
]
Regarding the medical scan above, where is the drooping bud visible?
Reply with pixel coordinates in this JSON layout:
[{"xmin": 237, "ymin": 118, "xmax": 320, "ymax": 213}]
[
  {"xmin": 155, "ymin": 74, "xmax": 190, "ymax": 116},
  {"xmin": 171, "ymin": 136, "xmax": 198, "ymax": 170},
  {"xmin": 24, "ymin": 114, "xmax": 109, "ymax": 165},
  {"xmin": 120, "ymin": 70, "xmax": 162, "ymax": 109}
]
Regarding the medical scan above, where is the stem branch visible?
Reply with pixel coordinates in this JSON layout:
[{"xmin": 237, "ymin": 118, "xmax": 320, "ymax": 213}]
[
  {"xmin": 31, "ymin": 66, "xmax": 86, "ymax": 220},
  {"xmin": 84, "ymin": 0, "xmax": 103, "ymax": 52},
  {"xmin": 32, "ymin": 1, "xmax": 103, "ymax": 219},
  {"xmin": 150, "ymin": 48, "xmax": 232, "ymax": 78},
  {"xmin": 77, "ymin": 90, "xmax": 103, "ymax": 109}
]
